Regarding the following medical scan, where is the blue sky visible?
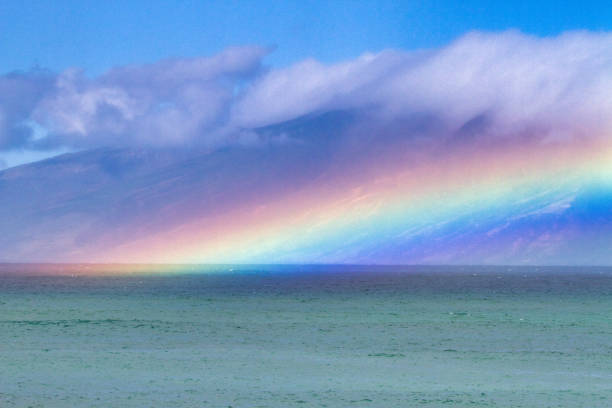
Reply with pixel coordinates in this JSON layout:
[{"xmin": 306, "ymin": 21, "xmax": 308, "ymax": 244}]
[{"xmin": 2, "ymin": 0, "xmax": 612, "ymax": 75}]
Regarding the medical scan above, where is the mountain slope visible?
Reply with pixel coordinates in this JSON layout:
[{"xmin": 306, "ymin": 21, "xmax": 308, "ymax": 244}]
[{"xmin": 1, "ymin": 135, "xmax": 612, "ymax": 264}]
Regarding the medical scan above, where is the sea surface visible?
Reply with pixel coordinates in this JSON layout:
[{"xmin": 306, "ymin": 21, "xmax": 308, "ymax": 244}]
[{"xmin": 1, "ymin": 265, "xmax": 612, "ymax": 407}]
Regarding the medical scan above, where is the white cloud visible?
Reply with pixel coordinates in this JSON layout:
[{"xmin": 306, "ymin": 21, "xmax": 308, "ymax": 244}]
[
  {"xmin": 235, "ymin": 30, "xmax": 612, "ymax": 142},
  {"xmin": 4, "ymin": 31, "xmax": 612, "ymax": 152},
  {"xmin": 29, "ymin": 46, "xmax": 269, "ymax": 149}
]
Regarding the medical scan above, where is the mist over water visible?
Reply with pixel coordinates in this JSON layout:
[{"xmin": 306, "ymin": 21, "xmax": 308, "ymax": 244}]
[{"xmin": 2, "ymin": 266, "xmax": 612, "ymax": 407}]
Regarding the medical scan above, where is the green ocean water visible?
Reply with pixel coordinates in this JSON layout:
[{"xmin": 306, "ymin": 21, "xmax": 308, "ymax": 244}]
[{"xmin": 1, "ymin": 266, "xmax": 612, "ymax": 407}]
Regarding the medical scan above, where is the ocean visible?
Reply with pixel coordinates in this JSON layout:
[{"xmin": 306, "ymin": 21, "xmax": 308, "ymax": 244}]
[{"xmin": 1, "ymin": 265, "xmax": 612, "ymax": 407}]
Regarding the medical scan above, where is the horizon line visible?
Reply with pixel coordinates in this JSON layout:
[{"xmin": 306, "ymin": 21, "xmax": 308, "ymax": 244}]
[{"xmin": 1, "ymin": 263, "xmax": 612, "ymax": 277}]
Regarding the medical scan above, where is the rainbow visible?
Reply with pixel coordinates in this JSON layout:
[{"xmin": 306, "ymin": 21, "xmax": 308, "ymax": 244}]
[{"xmin": 99, "ymin": 136, "xmax": 612, "ymax": 265}]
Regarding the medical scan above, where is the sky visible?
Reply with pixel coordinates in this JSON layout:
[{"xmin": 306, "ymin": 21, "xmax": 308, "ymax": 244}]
[
  {"xmin": 3, "ymin": 1, "xmax": 612, "ymax": 76},
  {"xmin": 3, "ymin": 1, "xmax": 612, "ymax": 264},
  {"xmin": 2, "ymin": 0, "xmax": 612, "ymax": 167}
]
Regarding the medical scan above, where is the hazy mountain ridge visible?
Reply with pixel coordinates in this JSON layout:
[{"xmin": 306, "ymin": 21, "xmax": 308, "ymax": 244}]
[
  {"xmin": 2, "ymin": 139, "xmax": 612, "ymax": 264},
  {"xmin": 0, "ymin": 138, "xmax": 338, "ymax": 261}
]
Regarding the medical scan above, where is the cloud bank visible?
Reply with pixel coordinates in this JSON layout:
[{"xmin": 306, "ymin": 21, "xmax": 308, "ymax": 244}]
[{"xmin": 3, "ymin": 30, "xmax": 612, "ymax": 153}]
